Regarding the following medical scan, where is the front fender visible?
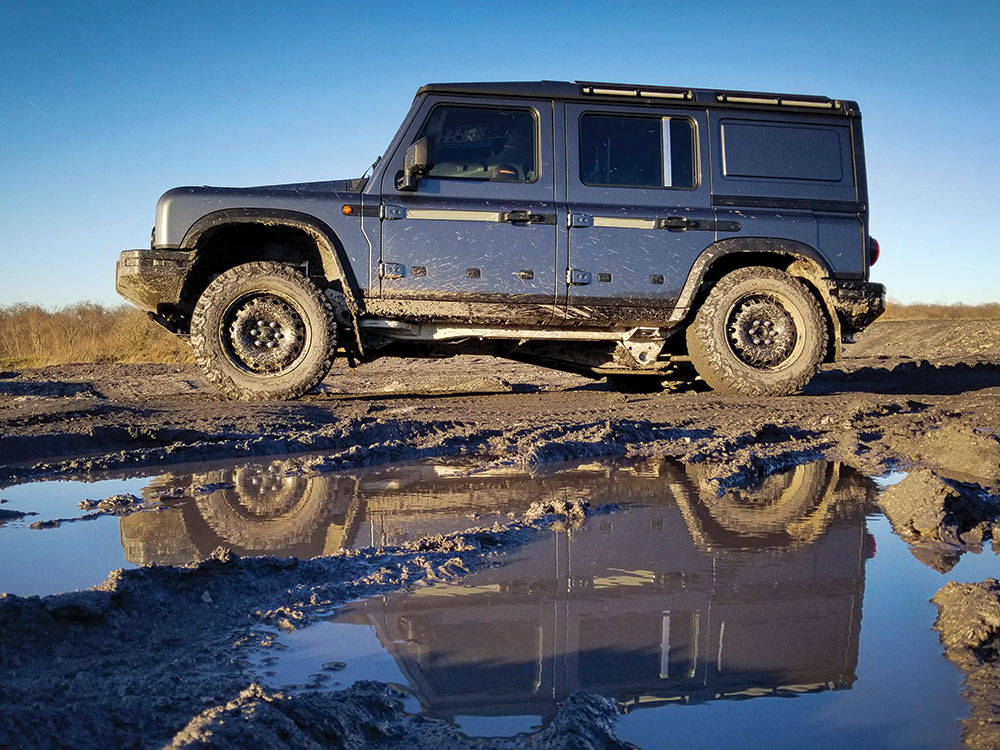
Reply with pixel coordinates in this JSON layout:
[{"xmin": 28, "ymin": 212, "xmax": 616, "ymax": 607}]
[{"xmin": 179, "ymin": 208, "xmax": 363, "ymax": 313}]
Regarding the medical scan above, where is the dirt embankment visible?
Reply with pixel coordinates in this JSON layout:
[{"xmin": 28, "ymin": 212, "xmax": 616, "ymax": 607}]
[
  {"xmin": 3, "ymin": 319, "xmax": 1000, "ymax": 491},
  {"xmin": 934, "ymin": 580, "xmax": 1000, "ymax": 749}
]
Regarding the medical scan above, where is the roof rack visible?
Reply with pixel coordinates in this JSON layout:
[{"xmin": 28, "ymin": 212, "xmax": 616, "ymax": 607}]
[
  {"xmin": 716, "ymin": 91, "xmax": 841, "ymax": 110},
  {"xmin": 579, "ymin": 82, "xmax": 694, "ymax": 101}
]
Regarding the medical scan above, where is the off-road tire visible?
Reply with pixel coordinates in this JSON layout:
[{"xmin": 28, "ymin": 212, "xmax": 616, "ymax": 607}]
[
  {"xmin": 686, "ymin": 266, "xmax": 827, "ymax": 397},
  {"xmin": 190, "ymin": 261, "xmax": 337, "ymax": 400}
]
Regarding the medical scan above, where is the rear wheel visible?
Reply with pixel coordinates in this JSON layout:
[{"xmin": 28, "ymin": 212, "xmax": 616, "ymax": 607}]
[
  {"xmin": 190, "ymin": 261, "xmax": 337, "ymax": 400},
  {"xmin": 686, "ymin": 266, "xmax": 827, "ymax": 396}
]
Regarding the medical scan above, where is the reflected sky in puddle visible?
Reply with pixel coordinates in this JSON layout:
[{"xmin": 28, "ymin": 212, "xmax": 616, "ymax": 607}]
[{"xmin": 1, "ymin": 456, "xmax": 997, "ymax": 747}]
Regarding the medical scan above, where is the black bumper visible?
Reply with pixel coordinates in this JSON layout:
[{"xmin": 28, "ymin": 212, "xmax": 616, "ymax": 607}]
[
  {"xmin": 825, "ymin": 279, "xmax": 886, "ymax": 333},
  {"xmin": 115, "ymin": 248, "xmax": 192, "ymax": 318}
]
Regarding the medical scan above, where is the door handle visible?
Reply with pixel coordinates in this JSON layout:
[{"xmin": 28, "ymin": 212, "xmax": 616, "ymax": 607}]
[
  {"xmin": 655, "ymin": 217, "xmax": 742, "ymax": 232},
  {"xmin": 500, "ymin": 210, "xmax": 554, "ymax": 225},
  {"xmin": 657, "ymin": 216, "xmax": 701, "ymax": 230}
]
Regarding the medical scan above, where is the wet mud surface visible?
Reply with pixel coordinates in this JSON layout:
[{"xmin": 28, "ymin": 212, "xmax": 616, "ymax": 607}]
[{"xmin": 2, "ymin": 319, "xmax": 1000, "ymax": 748}]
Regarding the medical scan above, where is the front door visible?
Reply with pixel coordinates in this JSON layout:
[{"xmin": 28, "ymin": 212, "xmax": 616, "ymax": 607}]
[
  {"xmin": 378, "ymin": 97, "xmax": 557, "ymax": 325},
  {"xmin": 563, "ymin": 102, "xmax": 716, "ymax": 324}
]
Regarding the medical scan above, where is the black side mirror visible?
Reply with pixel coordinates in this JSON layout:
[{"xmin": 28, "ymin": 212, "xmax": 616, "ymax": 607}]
[{"xmin": 397, "ymin": 136, "xmax": 435, "ymax": 191}]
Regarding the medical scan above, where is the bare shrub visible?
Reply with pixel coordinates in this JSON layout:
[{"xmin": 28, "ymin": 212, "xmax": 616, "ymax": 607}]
[
  {"xmin": 0, "ymin": 304, "xmax": 192, "ymax": 367},
  {"xmin": 882, "ymin": 302, "xmax": 1000, "ymax": 321}
]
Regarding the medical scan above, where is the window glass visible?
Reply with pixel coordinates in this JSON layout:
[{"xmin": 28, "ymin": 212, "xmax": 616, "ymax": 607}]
[
  {"xmin": 721, "ymin": 121, "xmax": 844, "ymax": 182},
  {"xmin": 580, "ymin": 114, "xmax": 695, "ymax": 189},
  {"xmin": 417, "ymin": 105, "xmax": 537, "ymax": 182}
]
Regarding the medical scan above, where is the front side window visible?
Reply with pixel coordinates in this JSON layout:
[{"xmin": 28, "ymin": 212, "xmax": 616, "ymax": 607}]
[
  {"xmin": 580, "ymin": 114, "xmax": 696, "ymax": 189},
  {"xmin": 417, "ymin": 105, "xmax": 537, "ymax": 182}
]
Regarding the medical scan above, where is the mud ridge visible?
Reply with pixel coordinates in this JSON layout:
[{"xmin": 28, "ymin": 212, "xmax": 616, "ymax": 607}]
[
  {"xmin": 0, "ymin": 501, "xmax": 614, "ymax": 749},
  {"xmin": 933, "ymin": 579, "xmax": 1000, "ymax": 749}
]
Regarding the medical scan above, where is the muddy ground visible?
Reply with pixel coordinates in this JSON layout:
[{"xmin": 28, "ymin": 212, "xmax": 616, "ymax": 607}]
[{"xmin": 2, "ymin": 318, "xmax": 1000, "ymax": 748}]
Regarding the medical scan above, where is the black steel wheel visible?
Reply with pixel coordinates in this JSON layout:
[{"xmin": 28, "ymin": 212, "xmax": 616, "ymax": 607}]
[
  {"xmin": 686, "ymin": 266, "xmax": 827, "ymax": 396},
  {"xmin": 190, "ymin": 262, "xmax": 337, "ymax": 400}
]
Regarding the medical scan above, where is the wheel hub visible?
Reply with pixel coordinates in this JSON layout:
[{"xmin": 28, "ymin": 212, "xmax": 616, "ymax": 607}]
[
  {"xmin": 226, "ymin": 295, "xmax": 306, "ymax": 373},
  {"xmin": 727, "ymin": 296, "xmax": 797, "ymax": 369}
]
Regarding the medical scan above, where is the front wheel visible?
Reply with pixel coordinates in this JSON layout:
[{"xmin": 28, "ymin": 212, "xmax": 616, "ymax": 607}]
[
  {"xmin": 686, "ymin": 266, "xmax": 827, "ymax": 396},
  {"xmin": 190, "ymin": 262, "xmax": 337, "ymax": 400}
]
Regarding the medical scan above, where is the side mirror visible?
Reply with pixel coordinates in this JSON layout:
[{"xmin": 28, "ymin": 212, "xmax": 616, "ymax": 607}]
[{"xmin": 397, "ymin": 136, "xmax": 435, "ymax": 191}]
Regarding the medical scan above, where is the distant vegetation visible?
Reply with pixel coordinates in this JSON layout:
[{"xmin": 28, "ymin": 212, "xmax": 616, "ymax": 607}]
[
  {"xmin": 881, "ymin": 302, "xmax": 1000, "ymax": 321},
  {"xmin": 1, "ymin": 300, "xmax": 998, "ymax": 369},
  {"xmin": 0, "ymin": 303, "xmax": 192, "ymax": 368}
]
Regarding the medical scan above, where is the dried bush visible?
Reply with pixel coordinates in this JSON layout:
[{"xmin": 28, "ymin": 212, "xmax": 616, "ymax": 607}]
[
  {"xmin": 0, "ymin": 303, "xmax": 192, "ymax": 367},
  {"xmin": 882, "ymin": 302, "xmax": 1000, "ymax": 321}
]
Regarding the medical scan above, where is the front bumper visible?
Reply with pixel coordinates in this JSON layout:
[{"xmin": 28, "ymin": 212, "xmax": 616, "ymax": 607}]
[
  {"xmin": 115, "ymin": 248, "xmax": 192, "ymax": 316},
  {"xmin": 825, "ymin": 279, "xmax": 886, "ymax": 333}
]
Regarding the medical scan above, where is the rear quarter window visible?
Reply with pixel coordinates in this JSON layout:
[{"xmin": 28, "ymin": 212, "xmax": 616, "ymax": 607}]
[{"xmin": 721, "ymin": 120, "xmax": 844, "ymax": 182}]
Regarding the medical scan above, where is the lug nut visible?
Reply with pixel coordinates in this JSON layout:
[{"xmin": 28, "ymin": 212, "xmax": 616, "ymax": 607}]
[
  {"xmin": 254, "ymin": 339, "xmax": 263, "ymax": 346},
  {"xmin": 270, "ymin": 322, "xmax": 278, "ymax": 329}
]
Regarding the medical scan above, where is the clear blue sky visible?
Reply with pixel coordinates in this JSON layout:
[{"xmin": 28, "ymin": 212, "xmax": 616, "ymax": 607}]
[{"xmin": 2, "ymin": 0, "xmax": 998, "ymax": 307}]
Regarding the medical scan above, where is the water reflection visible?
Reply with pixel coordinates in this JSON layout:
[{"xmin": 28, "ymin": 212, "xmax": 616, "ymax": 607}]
[
  {"xmin": 330, "ymin": 461, "xmax": 876, "ymax": 724},
  {"xmin": 121, "ymin": 458, "xmax": 872, "ymax": 563},
  {"xmin": 119, "ymin": 457, "xmax": 877, "ymax": 726}
]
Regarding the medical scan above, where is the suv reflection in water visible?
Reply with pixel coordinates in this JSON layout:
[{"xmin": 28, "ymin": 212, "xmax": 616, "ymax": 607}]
[{"xmin": 120, "ymin": 458, "xmax": 877, "ymax": 721}]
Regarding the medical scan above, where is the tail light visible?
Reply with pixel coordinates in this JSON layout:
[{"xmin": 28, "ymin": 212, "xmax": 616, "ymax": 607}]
[
  {"xmin": 869, "ymin": 236, "xmax": 880, "ymax": 266},
  {"xmin": 865, "ymin": 532, "xmax": 877, "ymax": 559}
]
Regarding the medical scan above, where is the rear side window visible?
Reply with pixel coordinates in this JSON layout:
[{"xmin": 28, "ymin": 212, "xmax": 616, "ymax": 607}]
[
  {"xmin": 721, "ymin": 121, "xmax": 844, "ymax": 181},
  {"xmin": 417, "ymin": 105, "xmax": 537, "ymax": 182},
  {"xmin": 579, "ymin": 114, "xmax": 696, "ymax": 189}
]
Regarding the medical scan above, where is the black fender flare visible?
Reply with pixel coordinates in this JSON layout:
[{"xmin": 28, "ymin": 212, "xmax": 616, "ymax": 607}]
[{"xmin": 179, "ymin": 208, "xmax": 363, "ymax": 315}]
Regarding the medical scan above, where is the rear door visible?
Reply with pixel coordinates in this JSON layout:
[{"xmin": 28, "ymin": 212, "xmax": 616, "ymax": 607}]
[
  {"xmin": 378, "ymin": 96, "xmax": 557, "ymax": 325},
  {"xmin": 564, "ymin": 103, "xmax": 716, "ymax": 324}
]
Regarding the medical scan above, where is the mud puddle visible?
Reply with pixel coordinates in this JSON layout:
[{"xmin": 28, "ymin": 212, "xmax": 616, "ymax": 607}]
[
  {"xmin": 244, "ymin": 463, "xmax": 996, "ymax": 749},
  {"xmin": 1, "ymin": 456, "xmax": 997, "ymax": 748}
]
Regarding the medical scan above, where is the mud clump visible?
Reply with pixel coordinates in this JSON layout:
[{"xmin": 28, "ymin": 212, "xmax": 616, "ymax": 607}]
[
  {"xmin": 24, "ymin": 493, "xmax": 160, "ymax": 531},
  {"xmin": 904, "ymin": 422, "xmax": 1000, "ymax": 484},
  {"xmin": 524, "ymin": 498, "xmax": 592, "ymax": 529},
  {"xmin": 877, "ymin": 469, "xmax": 999, "ymax": 570},
  {"xmin": 78, "ymin": 492, "xmax": 151, "ymax": 515},
  {"xmin": 168, "ymin": 681, "xmax": 628, "ymax": 750},
  {"xmin": 0, "ymin": 507, "xmax": 35, "ymax": 526},
  {"xmin": 933, "ymin": 579, "xmax": 1000, "ymax": 748}
]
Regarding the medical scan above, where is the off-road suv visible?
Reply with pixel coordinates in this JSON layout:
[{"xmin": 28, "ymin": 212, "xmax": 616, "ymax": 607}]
[{"xmin": 116, "ymin": 80, "xmax": 884, "ymax": 400}]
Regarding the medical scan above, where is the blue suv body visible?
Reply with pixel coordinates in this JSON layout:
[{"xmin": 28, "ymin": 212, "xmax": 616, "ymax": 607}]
[{"xmin": 117, "ymin": 80, "xmax": 884, "ymax": 399}]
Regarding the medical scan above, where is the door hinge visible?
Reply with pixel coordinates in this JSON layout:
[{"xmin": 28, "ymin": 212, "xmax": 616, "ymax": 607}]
[
  {"xmin": 381, "ymin": 204, "xmax": 405, "ymax": 220},
  {"xmin": 566, "ymin": 268, "xmax": 592, "ymax": 286},
  {"xmin": 568, "ymin": 212, "xmax": 593, "ymax": 228},
  {"xmin": 379, "ymin": 262, "xmax": 405, "ymax": 280}
]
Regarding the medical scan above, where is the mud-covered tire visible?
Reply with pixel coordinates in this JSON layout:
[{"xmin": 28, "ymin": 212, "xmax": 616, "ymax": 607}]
[
  {"xmin": 686, "ymin": 266, "xmax": 827, "ymax": 396},
  {"xmin": 190, "ymin": 262, "xmax": 337, "ymax": 400}
]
